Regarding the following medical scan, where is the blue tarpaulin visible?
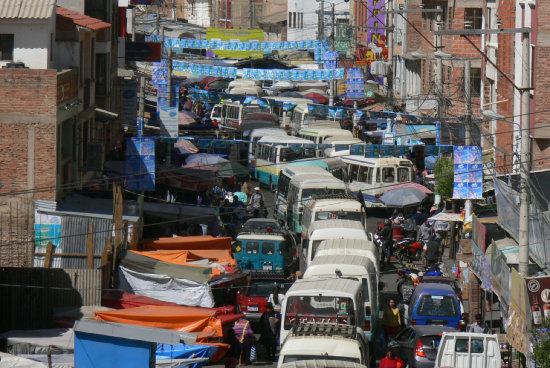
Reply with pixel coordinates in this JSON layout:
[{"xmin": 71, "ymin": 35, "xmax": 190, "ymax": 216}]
[{"xmin": 156, "ymin": 343, "xmax": 218, "ymax": 368}]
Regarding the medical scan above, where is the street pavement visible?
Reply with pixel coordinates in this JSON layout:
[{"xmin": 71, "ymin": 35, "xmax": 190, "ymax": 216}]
[{"xmin": 207, "ymin": 183, "xmax": 450, "ymax": 368}]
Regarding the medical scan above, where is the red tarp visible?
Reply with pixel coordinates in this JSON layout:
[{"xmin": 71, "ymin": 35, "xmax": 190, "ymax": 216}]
[{"xmin": 142, "ymin": 236, "xmax": 232, "ymax": 251}]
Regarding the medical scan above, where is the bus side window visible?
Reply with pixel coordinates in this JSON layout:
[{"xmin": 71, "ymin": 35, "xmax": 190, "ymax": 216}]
[
  {"xmin": 375, "ymin": 168, "xmax": 381, "ymax": 183},
  {"xmin": 366, "ymin": 167, "xmax": 373, "ymax": 184},
  {"xmin": 350, "ymin": 164, "xmax": 359, "ymax": 181},
  {"xmin": 382, "ymin": 167, "xmax": 395, "ymax": 183},
  {"xmin": 358, "ymin": 167, "xmax": 368, "ymax": 182}
]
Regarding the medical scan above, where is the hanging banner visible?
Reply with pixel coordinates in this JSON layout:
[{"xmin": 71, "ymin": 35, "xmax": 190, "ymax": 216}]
[
  {"xmin": 206, "ymin": 28, "xmax": 264, "ymax": 59},
  {"xmin": 121, "ymin": 78, "xmax": 138, "ymax": 126},
  {"xmin": 126, "ymin": 138, "xmax": 155, "ymax": 191},
  {"xmin": 525, "ymin": 276, "xmax": 550, "ymax": 328},
  {"xmin": 35, "ymin": 211, "xmax": 62, "ymax": 247},
  {"xmin": 346, "ymin": 68, "xmax": 365, "ymax": 99},
  {"xmin": 453, "ymin": 146, "xmax": 483, "ymax": 199},
  {"xmin": 507, "ymin": 268, "xmax": 528, "ymax": 353}
]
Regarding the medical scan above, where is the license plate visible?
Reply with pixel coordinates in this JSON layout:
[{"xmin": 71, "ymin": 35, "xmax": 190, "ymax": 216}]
[
  {"xmin": 263, "ymin": 265, "xmax": 273, "ymax": 271},
  {"xmin": 248, "ymin": 306, "xmax": 259, "ymax": 312}
]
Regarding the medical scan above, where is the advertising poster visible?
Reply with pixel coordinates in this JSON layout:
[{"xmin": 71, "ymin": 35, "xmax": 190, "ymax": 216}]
[
  {"xmin": 453, "ymin": 146, "xmax": 483, "ymax": 199},
  {"xmin": 346, "ymin": 68, "xmax": 365, "ymax": 99},
  {"xmin": 206, "ymin": 28, "xmax": 264, "ymax": 59},
  {"xmin": 526, "ymin": 276, "xmax": 550, "ymax": 328},
  {"xmin": 35, "ymin": 211, "xmax": 62, "ymax": 247},
  {"xmin": 126, "ymin": 137, "xmax": 155, "ymax": 191}
]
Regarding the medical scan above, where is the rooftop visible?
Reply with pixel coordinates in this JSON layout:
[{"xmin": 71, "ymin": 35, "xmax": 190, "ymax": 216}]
[
  {"xmin": 56, "ymin": 6, "xmax": 110, "ymax": 31},
  {"xmin": 0, "ymin": 0, "xmax": 55, "ymax": 19}
]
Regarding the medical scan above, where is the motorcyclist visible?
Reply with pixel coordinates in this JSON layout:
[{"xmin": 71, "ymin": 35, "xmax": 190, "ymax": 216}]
[
  {"xmin": 248, "ymin": 187, "xmax": 266, "ymax": 218},
  {"xmin": 379, "ymin": 219, "xmax": 393, "ymax": 268}
]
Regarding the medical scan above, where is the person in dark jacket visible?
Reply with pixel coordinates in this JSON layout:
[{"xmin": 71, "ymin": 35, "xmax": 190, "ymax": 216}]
[
  {"xmin": 258, "ymin": 302, "xmax": 278, "ymax": 362},
  {"xmin": 379, "ymin": 219, "xmax": 393, "ymax": 268},
  {"xmin": 423, "ymin": 234, "xmax": 442, "ymax": 266},
  {"xmin": 224, "ymin": 328, "xmax": 241, "ymax": 368}
]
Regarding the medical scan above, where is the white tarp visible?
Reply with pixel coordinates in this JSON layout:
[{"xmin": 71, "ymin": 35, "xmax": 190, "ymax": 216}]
[
  {"xmin": 117, "ymin": 266, "xmax": 215, "ymax": 308},
  {"xmin": 428, "ymin": 212, "xmax": 463, "ymax": 222}
]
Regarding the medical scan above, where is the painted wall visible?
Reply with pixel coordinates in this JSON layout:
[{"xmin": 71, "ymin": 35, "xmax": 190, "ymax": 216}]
[
  {"xmin": 287, "ymin": 0, "xmax": 350, "ymax": 42},
  {"xmin": 0, "ymin": 18, "xmax": 56, "ymax": 69},
  {"xmin": 186, "ymin": 0, "xmax": 211, "ymax": 27}
]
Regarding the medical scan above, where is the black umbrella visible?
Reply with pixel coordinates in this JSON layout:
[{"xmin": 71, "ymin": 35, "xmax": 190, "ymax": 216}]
[{"xmin": 379, "ymin": 187, "xmax": 428, "ymax": 207}]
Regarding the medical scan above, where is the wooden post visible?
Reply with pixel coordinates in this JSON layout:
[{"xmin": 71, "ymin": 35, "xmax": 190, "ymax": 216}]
[
  {"xmin": 112, "ymin": 183, "xmax": 123, "ymax": 276},
  {"xmin": 44, "ymin": 241, "xmax": 54, "ymax": 268},
  {"xmin": 87, "ymin": 222, "xmax": 94, "ymax": 269},
  {"xmin": 101, "ymin": 236, "xmax": 112, "ymax": 266}
]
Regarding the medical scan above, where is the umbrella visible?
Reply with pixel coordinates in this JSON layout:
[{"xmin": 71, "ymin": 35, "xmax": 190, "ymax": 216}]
[
  {"xmin": 186, "ymin": 153, "xmax": 228, "ymax": 165},
  {"xmin": 214, "ymin": 161, "xmax": 250, "ymax": 178},
  {"xmin": 301, "ymin": 88, "xmax": 329, "ymax": 97},
  {"xmin": 304, "ymin": 92, "xmax": 329, "ymax": 104},
  {"xmin": 385, "ymin": 183, "xmax": 433, "ymax": 195},
  {"xmin": 379, "ymin": 187, "xmax": 428, "ymax": 207},
  {"xmin": 182, "ymin": 162, "xmax": 220, "ymax": 172},
  {"xmin": 174, "ymin": 139, "xmax": 199, "ymax": 155}
]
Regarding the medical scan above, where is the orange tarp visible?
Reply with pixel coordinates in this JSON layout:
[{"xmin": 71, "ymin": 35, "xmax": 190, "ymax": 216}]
[
  {"xmin": 142, "ymin": 236, "xmax": 232, "ymax": 251},
  {"xmin": 131, "ymin": 249, "xmax": 235, "ymax": 267},
  {"xmin": 95, "ymin": 305, "xmax": 223, "ymax": 340}
]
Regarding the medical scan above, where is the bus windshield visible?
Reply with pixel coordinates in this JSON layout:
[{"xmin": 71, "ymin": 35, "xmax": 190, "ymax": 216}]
[
  {"xmin": 280, "ymin": 147, "xmax": 316, "ymax": 162},
  {"xmin": 315, "ymin": 211, "xmax": 362, "ymax": 222},
  {"xmin": 284, "ymin": 296, "xmax": 355, "ymax": 329},
  {"xmin": 302, "ymin": 188, "xmax": 346, "ymax": 200}
]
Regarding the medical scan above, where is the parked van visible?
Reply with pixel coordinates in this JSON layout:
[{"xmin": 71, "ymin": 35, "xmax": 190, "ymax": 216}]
[
  {"xmin": 210, "ymin": 101, "xmax": 266, "ymax": 131},
  {"xmin": 301, "ymin": 196, "xmax": 366, "ymax": 240},
  {"xmin": 280, "ymin": 278, "xmax": 364, "ymax": 343},
  {"xmin": 405, "ymin": 283, "xmax": 462, "ymax": 330},
  {"xmin": 315, "ymin": 238, "xmax": 380, "ymax": 282},
  {"xmin": 247, "ymin": 128, "xmax": 288, "ymax": 172},
  {"xmin": 303, "ymin": 255, "xmax": 379, "ymax": 343},
  {"xmin": 298, "ymin": 128, "xmax": 353, "ymax": 156},
  {"xmin": 276, "ymin": 166, "xmax": 334, "ymax": 224},
  {"xmin": 305, "ymin": 220, "xmax": 368, "ymax": 266},
  {"xmin": 322, "ymin": 136, "xmax": 364, "ymax": 158},
  {"xmin": 277, "ymin": 324, "xmax": 370, "ymax": 368},
  {"xmin": 235, "ymin": 231, "xmax": 295, "ymax": 273},
  {"xmin": 341, "ymin": 156, "xmax": 414, "ymax": 207},
  {"xmin": 286, "ymin": 176, "xmax": 347, "ymax": 234},
  {"xmin": 435, "ymin": 332, "xmax": 501, "ymax": 368}
]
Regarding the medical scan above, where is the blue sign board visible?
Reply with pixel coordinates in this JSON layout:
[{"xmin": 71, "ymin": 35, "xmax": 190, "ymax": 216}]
[
  {"xmin": 453, "ymin": 146, "xmax": 483, "ymax": 199},
  {"xmin": 126, "ymin": 138, "xmax": 155, "ymax": 191}
]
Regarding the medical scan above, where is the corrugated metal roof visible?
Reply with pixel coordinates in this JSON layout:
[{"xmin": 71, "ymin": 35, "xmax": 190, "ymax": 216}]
[
  {"xmin": 56, "ymin": 6, "xmax": 110, "ymax": 31},
  {"xmin": 287, "ymin": 277, "xmax": 361, "ymax": 295},
  {"xmin": 0, "ymin": 0, "xmax": 56, "ymax": 19}
]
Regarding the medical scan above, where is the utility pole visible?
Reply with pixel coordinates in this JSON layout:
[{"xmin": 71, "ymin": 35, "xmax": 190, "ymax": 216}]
[
  {"xmin": 318, "ymin": 0, "xmax": 325, "ymax": 41},
  {"xmin": 167, "ymin": 48, "xmax": 173, "ymax": 107},
  {"xmin": 173, "ymin": 0, "xmax": 177, "ymax": 20},
  {"xmin": 329, "ymin": 2, "xmax": 335, "ymax": 107},
  {"xmin": 250, "ymin": 0, "xmax": 254, "ymax": 28},
  {"xmin": 131, "ymin": 7, "xmax": 136, "ymax": 42},
  {"xmin": 435, "ymin": 5, "xmax": 443, "ymax": 119},
  {"xmin": 519, "ymin": 31, "xmax": 531, "ymax": 276},
  {"xmin": 385, "ymin": 0, "xmax": 394, "ymax": 110},
  {"xmin": 465, "ymin": 59, "xmax": 472, "ymax": 145}
]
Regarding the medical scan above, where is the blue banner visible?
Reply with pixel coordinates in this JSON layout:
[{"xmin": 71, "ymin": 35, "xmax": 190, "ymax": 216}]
[
  {"xmin": 126, "ymin": 138, "xmax": 155, "ymax": 191},
  {"xmin": 453, "ymin": 146, "xmax": 483, "ymax": 199},
  {"xmin": 346, "ymin": 68, "xmax": 365, "ymax": 99}
]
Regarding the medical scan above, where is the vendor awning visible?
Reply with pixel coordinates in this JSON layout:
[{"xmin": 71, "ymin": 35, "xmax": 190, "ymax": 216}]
[{"xmin": 428, "ymin": 212, "xmax": 463, "ymax": 222}]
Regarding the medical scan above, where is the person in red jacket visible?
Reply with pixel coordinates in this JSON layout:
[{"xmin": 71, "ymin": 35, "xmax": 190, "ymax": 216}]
[{"xmin": 379, "ymin": 348, "xmax": 404, "ymax": 368}]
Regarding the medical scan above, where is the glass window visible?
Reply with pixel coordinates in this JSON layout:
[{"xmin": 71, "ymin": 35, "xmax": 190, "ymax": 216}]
[
  {"xmin": 375, "ymin": 168, "xmax": 380, "ymax": 183},
  {"xmin": 465, "ymin": 8, "xmax": 482, "ymax": 29},
  {"xmin": 261, "ymin": 242, "xmax": 275, "ymax": 255},
  {"xmin": 284, "ymin": 296, "xmax": 355, "ymax": 328},
  {"xmin": 245, "ymin": 242, "xmax": 259, "ymax": 254},
  {"xmin": 366, "ymin": 167, "xmax": 373, "ymax": 184},
  {"xmin": 417, "ymin": 295, "xmax": 458, "ymax": 317},
  {"xmin": 361, "ymin": 278, "xmax": 370, "ymax": 302},
  {"xmin": 315, "ymin": 211, "xmax": 362, "ymax": 222},
  {"xmin": 382, "ymin": 167, "xmax": 395, "ymax": 183},
  {"xmin": 249, "ymin": 281, "xmax": 275, "ymax": 297},
  {"xmin": 420, "ymin": 334, "xmax": 444, "ymax": 349},
  {"xmin": 349, "ymin": 165, "xmax": 359, "ymax": 181},
  {"xmin": 398, "ymin": 168, "xmax": 409, "ymax": 183},
  {"xmin": 302, "ymin": 188, "xmax": 346, "ymax": 200}
]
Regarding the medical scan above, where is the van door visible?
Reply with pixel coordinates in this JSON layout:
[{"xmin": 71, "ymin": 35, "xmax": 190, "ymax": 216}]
[
  {"xmin": 259, "ymin": 241, "xmax": 276, "ymax": 271},
  {"xmin": 242, "ymin": 241, "xmax": 260, "ymax": 270}
]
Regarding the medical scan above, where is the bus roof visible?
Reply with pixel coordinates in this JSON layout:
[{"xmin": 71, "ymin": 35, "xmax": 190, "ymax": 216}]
[
  {"xmin": 257, "ymin": 135, "xmax": 312, "ymax": 144},
  {"xmin": 317, "ymin": 238, "xmax": 376, "ymax": 253},
  {"xmin": 262, "ymin": 96, "xmax": 313, "ymax": 104},
  {"xmin": 305, "ymin": 198, "xmax": 362, "ymax": 210},
  {"xmin": 305, "ymin": 255, "xmax": 376, "ymax": 276},
  {"xmin": 299, "ymin": 128, "xmax": 353, "ymax": 137},
  {"xmin": 308, "ymin": 220, "xmax": 365, "ymax": 234},
  {"xmin": 323, "ymin": 136, "xmax": 363, "ymax": 145},
  {"xmin": 249, "ymin": 128, "xmax": 288, "ymax": 139},
  {"xmin": 290, "ymin": 176, "xmax": 343, "ymax": 187},
  {"xmin": 341, "ymin": 155, "xmax": 413, "ymax": 166},
  {"xmin": 286, "ymin": 277, "xmax": 361, "ymax": 296},
  {"xmin": 282, "ymin": 165, "xmax": 331, "ymax": 177}
]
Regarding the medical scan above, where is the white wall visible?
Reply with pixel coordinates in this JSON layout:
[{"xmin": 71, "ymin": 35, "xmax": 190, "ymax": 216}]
[
  {"xmin": 0, "ymin": 18, "xmax": 56, "ymax": 69},
  {"xmin": 54, "ymin": 41, "xmax": 79, "ymax": 70},
  {"xmin": 187, "ymin": 0, "xmax": 211, "ymax": 28},
  {"xmin": 56, "ymin": 0, "xmax": 85, "ymax": 14},
  {"xmin": 287, "ymin": 0, "xmax": 350, "ymax": 42}
]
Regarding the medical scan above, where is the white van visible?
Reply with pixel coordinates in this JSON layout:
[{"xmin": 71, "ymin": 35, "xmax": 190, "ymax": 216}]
[
  {"xmin": 247, "ymin": 128, "xmax": 288, "ymax": 172},
  {"xmin": 435, "ymin": 332, "xmax": 501, "ymax": 368},
  {"xmin": 305, "ymin": 220, "xmax": 368, "ymax": 266},
  {"xmin": 322, "ymin": 136, "xmax": 364, "ymax": 158},
  {"xmin": 280, "ymin": 278, "xmax": 364, "ymax": 343},
  {"xmin": 298, "ymin": 128, "xmax": 354, "ymax": 156},
  {"xmin": 315, "ymin": 238, "xmax": 380, "ymax": 282},
  {"xmin": 287, "ymin": 176, "xmax": 347, "ymax": 234},
  {"xmin": 275, "ymin": 166, "xmax": 334, "ymax": 224},
  {"xmin": 210, "ymin": 101, "xmax": 265, "ymax": 131},
  {"xmin": 341, "ymin": 156, "xmax": 414, "ymax": 207},
  {"xmin": 281, "ymin": 360, "xmax": 368, "ymax": 368},
  {"xmin": 301, "ymin": 196, "xmax": 366, "ymax": 240},
  {"xmin": 303, "ymin": 255, "xmax": 379, "ymax": 343},
  {"xmin": 277, "ymin": 325, "xmax": 369, "ymax": 368}
]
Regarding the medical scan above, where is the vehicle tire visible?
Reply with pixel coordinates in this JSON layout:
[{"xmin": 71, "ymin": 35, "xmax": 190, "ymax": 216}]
[{"xmin": 397, "ymin": 278, "xmax": 414, "ymax": 299}]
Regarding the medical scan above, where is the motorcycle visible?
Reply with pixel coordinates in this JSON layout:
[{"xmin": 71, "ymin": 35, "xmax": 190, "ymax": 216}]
[
  {"xmin": 396, "ymin": 264, "xmax": 443, "ymax": 299},
  {"xmin": 393, "ymin": 238, "xmax": 423, "ymax": 265}
]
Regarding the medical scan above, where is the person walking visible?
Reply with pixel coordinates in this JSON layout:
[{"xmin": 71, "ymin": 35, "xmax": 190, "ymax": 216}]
[
  {"xmin": 417, "ymin": 220, "xmax": 433, "ymax": 245},
  {"xmin": 268, "ymin": 284, "xmax": 285, "ymax": 313},
  {"xmin": 382, "ymin": 299, "xmax": 401, "ymax": 343},
  {"xmin": 249, "ymin": 187, "xmax": 265, "ymax": 218},
  {"xmin": 258, "ymin": 302, "xmax": 278, "ymax": 362},
  {"xmin": 423, "ymin": 234, "xmax": 442, "ymax": 266},
  {"xmin": 469, "ymin": 314, "xmax": 489, "ymax": 333},
  {"xmin": 223, "ymin": 328, "xmax": 241, "ymax": 368},
  {"xmin": 233, "ymin": 317, "xmax": 255, "ymax": 365},
  {"xmin": 379, "ymin": 348, "xmax": 405, "ymax": 368},
  {"xmin": 379, "ymin": 219, "xmax": 393, "ymax": 268}
]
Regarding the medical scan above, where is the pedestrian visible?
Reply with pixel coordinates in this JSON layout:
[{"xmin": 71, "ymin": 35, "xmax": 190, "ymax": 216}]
[
  {"xmin": 268, "ymin": 284, "xmax": 285, "ymax": 313},
  {"xmin": 241, "ymin": 180, "xmax": 251, "ymax": 200},
  {"xmin": 433, "ymin": 219, "xmax": 450, "ymax": 247},
  {"xmin": 379, "ymin": 219, "xmax": 393, "ymax": 268},
  {"xmin": 223, "ymin": 328, "xmax": 241, "ymax": 368},
  {"xmin": 258, "ymin": 302, "xmax": 278, "ymax": 362},
  {"xmin": 413, "ymin": 208, "xmax": 427, "ymax": 226},
  {"xmin": 379, "ymin": 348, "xmax": 405, "ymax": 368},
  {"xmin": 382, "ymin": 299, "xmax": 401, "ymax": 343},
  {"xmin": 249, "ymin": 187, "xmax": 265, "ymax": 218},
  {"xmin": 423, "ymin": 234, "xmax": 442, "ymax": 266},
  {"xmin": 233, "ymin": 317, "xmax": 255, "ymax": 365},
  {"xmin": 469, "ymin": 313, "xmax": 489, "ymax": 333},
  {"xmin": 417, "ymin": 220, "xmax": 433, "ymax": 245}
]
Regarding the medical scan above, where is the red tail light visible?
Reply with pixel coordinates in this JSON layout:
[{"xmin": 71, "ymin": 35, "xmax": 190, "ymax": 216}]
[
  {"xmin": 459, "ymin": 320, "xmax": 465, "ymax": 330},
  {"xmin": 364, "ymin": 319, "xmax": 371, "ymax": 331},
  {"xmin": 397, "ymin": 270, "xmax": 404, "ymax": 276},
  {"xmin": 375, "ymin": 194, "xmax": 380, "ymax": 201},
  {"xmin": 412, "ymin": 319, "xmax": 417, "ymax": 325},
  {"xmin": 415, "ymin": 340, "xmax": 426, "ymax": 357}
]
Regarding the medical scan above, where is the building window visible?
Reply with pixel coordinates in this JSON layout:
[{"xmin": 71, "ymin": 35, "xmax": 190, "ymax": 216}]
[
  {"xmin": 465, "ymin": 8, "xmax": 482, "ymax": 30},
  {"xmin": 0, "ymin": 34, "xmax": 14, "ymax": 61},
  {"xmin": 470, "ymin": 67, "xmax": 481, "ymax": 97},
  {"xmin": 293, "ymin": 12, "xmax": 297, "ymax": 28},
  {"xmin": 96, "ymin": 53, "xmax": 107, "ymax": 96},
  {"xmin": 300, "ymin": 12, "xmax": 304, "ymax": 28}
]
